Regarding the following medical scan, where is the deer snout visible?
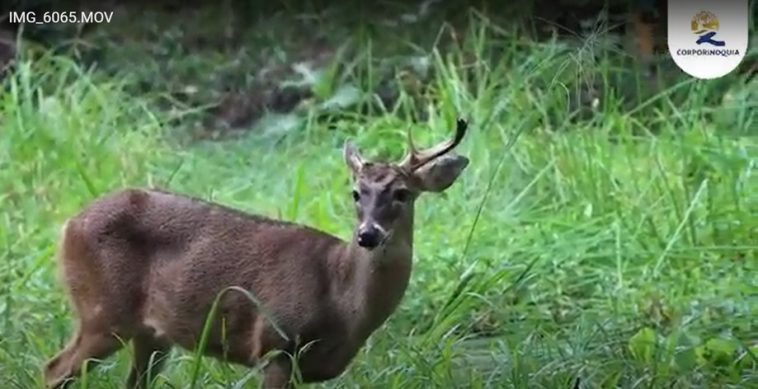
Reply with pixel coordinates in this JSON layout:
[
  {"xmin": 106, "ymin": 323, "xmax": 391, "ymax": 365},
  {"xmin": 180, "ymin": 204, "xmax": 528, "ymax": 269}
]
[{"xmin": 357, "ymin": 223, "xmax": 386, "ymax": 249}]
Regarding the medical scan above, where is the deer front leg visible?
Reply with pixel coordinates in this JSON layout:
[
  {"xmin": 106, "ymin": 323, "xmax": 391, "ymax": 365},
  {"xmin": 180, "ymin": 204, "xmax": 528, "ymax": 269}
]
[
  {"xmin": 262, "ymin": 357, "xmax": 292, "ymax": 389},
  {"xmin": 127, "ymin": 332, "xmax": 171, "ymax": 389}
]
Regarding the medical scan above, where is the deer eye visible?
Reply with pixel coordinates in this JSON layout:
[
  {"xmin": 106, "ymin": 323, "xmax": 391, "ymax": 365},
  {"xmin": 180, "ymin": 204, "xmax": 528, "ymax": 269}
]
[
  {"xmin": 352, "ymin": 190, "xmax": 360, "ymax": 202},
  {"xmin": 393, "ymin": 189, "xmax": 412, "ymax": 203}
]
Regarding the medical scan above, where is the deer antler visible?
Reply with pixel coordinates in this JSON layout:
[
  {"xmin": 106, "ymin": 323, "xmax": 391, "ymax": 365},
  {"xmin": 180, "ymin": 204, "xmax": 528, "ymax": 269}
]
[{"xmin": 400, "ymin": 118, "xmax": 468, "ymax": 172}]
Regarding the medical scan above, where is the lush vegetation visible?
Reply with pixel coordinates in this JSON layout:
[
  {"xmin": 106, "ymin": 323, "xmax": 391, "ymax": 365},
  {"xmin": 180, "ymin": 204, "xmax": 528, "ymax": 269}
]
[{"xmin": 0, "ymin": 2, "xmax": 755, "ymax": 388}]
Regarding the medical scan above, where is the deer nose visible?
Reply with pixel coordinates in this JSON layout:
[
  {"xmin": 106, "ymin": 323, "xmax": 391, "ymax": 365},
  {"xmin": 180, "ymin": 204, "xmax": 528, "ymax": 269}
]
[{"xmin": 357, "ymin": 224, "xmax": 383, "ymax": 249}]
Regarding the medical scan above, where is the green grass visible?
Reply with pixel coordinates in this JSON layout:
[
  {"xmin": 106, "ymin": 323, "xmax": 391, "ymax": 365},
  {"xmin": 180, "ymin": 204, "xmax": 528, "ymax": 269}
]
[{"xmin": 1, "ymin": 3, "xmax": 756, "ymax": 388}]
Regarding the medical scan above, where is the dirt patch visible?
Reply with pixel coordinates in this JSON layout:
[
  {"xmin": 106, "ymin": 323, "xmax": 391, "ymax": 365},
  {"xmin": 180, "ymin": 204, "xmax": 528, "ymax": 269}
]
[{"xmin": 0, "ymin": 29, "xmax": 15, "ymax": 76}]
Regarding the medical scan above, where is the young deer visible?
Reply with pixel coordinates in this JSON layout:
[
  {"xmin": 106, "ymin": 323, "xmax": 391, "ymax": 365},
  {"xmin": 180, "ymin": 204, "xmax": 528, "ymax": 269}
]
[{"xmin": 43, "ymin": 119, "xmax": 469, "ymax": 388}]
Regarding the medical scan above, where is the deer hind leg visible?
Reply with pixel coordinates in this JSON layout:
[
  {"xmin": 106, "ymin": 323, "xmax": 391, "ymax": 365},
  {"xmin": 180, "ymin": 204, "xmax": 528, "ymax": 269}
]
[
  {"xmin": 43, "ymin": 325, "xmax": 125, "ymax": 388},
  {"xmin": 44, "ymin": 220, "xmax": 134, "ymax": 388},
  {"xmin": 126, "ymin": 333, "xmax": 171, "ymax": 389}
]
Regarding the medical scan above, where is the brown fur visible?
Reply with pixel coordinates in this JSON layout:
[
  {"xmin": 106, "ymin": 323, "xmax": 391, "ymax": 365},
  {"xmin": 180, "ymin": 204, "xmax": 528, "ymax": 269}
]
[{"xmin": 43, "ymin": 122, "xmax": 469, "ymax": 388}]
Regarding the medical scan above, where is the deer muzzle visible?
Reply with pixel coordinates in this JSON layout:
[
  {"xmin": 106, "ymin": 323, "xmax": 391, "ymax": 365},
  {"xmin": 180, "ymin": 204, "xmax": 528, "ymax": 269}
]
[{"xmin": 357, "ymin": 222, "xmax": 387, "ymax": 250}]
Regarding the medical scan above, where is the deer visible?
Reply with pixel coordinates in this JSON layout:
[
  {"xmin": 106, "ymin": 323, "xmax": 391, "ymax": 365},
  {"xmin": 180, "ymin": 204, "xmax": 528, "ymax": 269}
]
[{"xmin": 43, "ymin": 119, "xmax": 470, "ymax": 388}]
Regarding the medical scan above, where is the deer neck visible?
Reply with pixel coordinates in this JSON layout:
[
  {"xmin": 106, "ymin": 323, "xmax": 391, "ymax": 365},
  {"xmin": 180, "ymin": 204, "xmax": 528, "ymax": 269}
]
[{"xmin": 335, "ymin": 216, "xmax": 414, "ymax": 338}]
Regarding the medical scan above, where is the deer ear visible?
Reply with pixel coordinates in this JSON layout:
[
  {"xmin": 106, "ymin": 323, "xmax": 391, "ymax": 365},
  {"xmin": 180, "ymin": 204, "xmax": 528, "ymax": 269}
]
[
  {"xmin": 412, "ymin": 152, "xmax": 469, "ymax": 193},
  {"xmin": 343, "ymin": 139, "xmax": 364, "ymax": 174}
]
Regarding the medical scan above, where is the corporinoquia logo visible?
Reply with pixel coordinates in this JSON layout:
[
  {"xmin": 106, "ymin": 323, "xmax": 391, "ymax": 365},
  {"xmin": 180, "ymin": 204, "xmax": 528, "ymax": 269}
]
[
  {"xmin": 675, "ymin": 11, "xmax": 740, "ymax": 58},
  {"xmin": 692, "ymin": 11, "xmax": 724, "ymax": 46},
  {"xmin": 668, "ymin": 0, "xmax": 748, "ymax": 79}
]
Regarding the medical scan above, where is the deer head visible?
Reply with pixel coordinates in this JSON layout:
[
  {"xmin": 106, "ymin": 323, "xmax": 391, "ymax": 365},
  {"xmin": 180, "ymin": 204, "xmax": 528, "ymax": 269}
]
[{"xmin": 343, "ymin": 119, "xmax": 469, "ymax": 250}]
